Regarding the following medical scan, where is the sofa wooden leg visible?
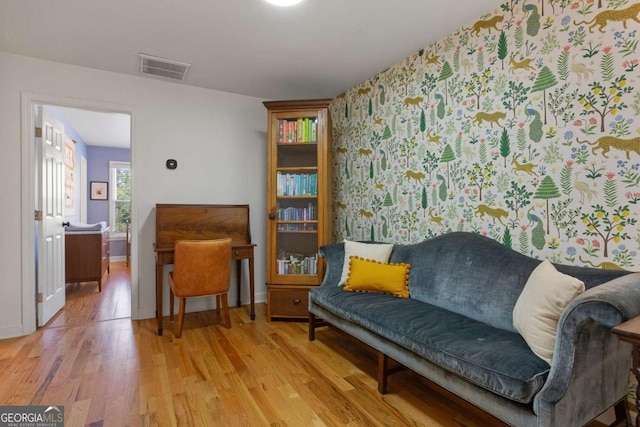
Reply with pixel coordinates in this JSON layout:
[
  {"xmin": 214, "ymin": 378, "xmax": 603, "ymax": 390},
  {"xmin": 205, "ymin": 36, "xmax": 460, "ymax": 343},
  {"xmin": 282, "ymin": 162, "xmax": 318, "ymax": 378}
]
[
  {"xmin": 308, "ymin": 313, "xmax": 328, "ymax": 341},
  {"xmin": 609, "ymin": 399, "xmax": 629, "ymax": 427},
  {"xmin": 309, "ymin": 313, "xmax": 317, "ymax": 341},
  {"xmin": 378, "ymin": 351, "xmax": 389, "ymax": 394}
]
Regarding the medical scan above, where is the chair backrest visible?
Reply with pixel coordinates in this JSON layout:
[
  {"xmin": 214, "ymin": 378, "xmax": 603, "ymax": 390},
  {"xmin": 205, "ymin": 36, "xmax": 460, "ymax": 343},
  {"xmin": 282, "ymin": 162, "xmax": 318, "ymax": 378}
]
[{"xmin": 172, "ymin": 238, "xmax": 232, "ymax": 297}]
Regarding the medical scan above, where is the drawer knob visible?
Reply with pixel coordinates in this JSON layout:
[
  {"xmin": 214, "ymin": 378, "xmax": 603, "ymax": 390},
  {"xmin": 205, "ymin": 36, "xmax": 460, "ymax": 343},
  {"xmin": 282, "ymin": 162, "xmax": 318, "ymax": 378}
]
[
  {"xmin": 293, "ymin": 298, "xmax": 301, "ymax": 305},
  {"xmin": 234, "ymin": 250, "xmax": 239, "ymax": 255}
]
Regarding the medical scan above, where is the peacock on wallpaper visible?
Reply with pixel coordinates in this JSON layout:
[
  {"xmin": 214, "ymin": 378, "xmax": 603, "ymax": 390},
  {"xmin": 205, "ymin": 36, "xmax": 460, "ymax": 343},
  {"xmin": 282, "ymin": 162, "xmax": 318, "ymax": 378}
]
[{"xmin": 329, "ymin": 0, "xmax": 640, "ymax": 270}]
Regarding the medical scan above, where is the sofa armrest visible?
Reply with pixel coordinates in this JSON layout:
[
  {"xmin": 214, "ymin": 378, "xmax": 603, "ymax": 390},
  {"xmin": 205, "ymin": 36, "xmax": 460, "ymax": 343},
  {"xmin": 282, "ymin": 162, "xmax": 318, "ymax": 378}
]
[
  {"xmin": 318, "ymin": 242, "xmax": 345, "ymax": 287},
  {"xmin": 534, "ymin": 273, "xmax": 640, "ymax": 414}
]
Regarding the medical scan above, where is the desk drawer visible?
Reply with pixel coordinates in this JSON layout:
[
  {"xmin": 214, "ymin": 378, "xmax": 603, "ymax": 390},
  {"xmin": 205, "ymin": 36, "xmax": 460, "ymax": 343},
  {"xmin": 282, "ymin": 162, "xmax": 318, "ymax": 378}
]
[
  {"xmin": 232, "ymin": 247, "xmax": 253, "ymax": 259},
  {"xmin": 267, "ymin": 286, "xmax": 314, "ymax": 320}
]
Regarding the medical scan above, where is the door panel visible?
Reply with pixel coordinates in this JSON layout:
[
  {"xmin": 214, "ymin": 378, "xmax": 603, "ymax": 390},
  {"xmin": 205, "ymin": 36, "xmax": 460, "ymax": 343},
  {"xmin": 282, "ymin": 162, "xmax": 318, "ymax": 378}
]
[{"xmin": 37, "ymin": 106, "xmax": 66, "ymax": 326}]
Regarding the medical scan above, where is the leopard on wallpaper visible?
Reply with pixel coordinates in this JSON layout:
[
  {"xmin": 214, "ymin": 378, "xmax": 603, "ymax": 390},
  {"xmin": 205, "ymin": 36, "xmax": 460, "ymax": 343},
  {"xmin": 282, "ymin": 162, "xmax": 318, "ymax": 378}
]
[{"xmin": 330, "ymin": 0, "xmax": 640, "ymax": 270}]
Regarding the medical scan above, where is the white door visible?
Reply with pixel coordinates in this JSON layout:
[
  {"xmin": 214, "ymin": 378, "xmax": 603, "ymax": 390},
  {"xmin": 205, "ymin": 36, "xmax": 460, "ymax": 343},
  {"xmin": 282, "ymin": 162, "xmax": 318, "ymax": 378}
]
[{"xmin": 37, "ymin": 106, "xmax": 66, "ymax": 326}]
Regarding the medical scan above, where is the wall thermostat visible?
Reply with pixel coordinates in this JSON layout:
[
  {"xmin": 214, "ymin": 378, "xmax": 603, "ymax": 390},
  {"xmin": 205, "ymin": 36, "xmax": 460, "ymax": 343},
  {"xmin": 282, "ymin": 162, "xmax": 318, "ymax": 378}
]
[{"xmin": 166, "ymin": 159, "xmax": 178, "ymax": 169}]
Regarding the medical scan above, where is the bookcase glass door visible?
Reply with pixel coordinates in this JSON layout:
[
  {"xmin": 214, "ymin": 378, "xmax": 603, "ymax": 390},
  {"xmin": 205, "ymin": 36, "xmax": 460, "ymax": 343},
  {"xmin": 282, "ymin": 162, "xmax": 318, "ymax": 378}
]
[{"xmin": 273, "ymin": 115, "xmax": 320, "ymax": 280}]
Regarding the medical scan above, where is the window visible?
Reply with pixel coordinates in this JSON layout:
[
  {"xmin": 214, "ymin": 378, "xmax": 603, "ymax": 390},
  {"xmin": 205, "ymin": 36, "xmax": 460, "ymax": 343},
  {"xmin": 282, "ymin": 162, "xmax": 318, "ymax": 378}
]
[{"xmin": 109, "ymin": 161, "xmax": 131, "ymax": 238}]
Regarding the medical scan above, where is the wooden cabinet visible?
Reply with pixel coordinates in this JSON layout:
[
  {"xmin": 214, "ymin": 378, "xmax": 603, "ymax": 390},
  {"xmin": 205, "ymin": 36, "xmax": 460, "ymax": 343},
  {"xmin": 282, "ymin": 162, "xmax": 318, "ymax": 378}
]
[
  {"xmin": 65, "ymin": 229, "xmax": 110, "ymax": 291},
  {"xmin": 263, "ymin": 99, "xmax": 332, "ymax": 320}
]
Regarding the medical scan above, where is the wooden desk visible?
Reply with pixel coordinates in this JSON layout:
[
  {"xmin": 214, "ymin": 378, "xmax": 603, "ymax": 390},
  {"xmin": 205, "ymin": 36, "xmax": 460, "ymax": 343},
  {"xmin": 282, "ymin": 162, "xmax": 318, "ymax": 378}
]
[
  {"xmin": 154, "ymin": 204, "xmax": 256, "ymax": 336},
  {"xmin": 612, "ymin": 316, "xmax": 640, "ymax": 427}
]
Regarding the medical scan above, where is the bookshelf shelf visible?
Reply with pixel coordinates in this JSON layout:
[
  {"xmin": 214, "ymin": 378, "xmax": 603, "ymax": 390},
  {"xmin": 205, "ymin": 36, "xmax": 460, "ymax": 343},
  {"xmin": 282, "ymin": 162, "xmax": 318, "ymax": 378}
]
[{"xmin": 264, "ymin": 98, "xmax": 332, "ymax": 321}]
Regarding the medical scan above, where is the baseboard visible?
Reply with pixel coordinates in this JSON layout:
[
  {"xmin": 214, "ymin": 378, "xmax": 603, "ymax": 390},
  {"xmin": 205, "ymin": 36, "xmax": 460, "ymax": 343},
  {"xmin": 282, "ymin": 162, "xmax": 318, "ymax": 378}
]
[
  {"xmin": 136, "ymin": 293, "xmax": 267, "ymax": 321},
  {"xmin": 0, "ymin": 323, "xmax": 28, "ymax": 340}
]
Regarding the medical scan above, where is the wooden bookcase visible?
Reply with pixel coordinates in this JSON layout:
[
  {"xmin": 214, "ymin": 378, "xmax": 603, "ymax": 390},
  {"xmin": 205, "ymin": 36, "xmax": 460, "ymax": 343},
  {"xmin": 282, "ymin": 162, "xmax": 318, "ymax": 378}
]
[{"xmin": 263, "ymin": 99, "xmax": 332, "ymax": 320}]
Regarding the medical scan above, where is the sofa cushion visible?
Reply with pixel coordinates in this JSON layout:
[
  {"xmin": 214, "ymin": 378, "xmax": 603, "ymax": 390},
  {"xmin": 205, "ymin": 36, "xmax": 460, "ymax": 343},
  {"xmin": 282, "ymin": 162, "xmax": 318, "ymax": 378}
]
[
  {"xmin": 513, "ymin": 260, "xmax": 585, "ymax": 364},
  {"xmin": 310, "ymin": 285, "xmax": 550, "ymax": 404},
  {"xmin": 338, "ymin": 240, "xmax": 393, "ymax": 285},
  {"xmin": 344, "ymin": 257, "xmax": 410, "ymax": 298}
]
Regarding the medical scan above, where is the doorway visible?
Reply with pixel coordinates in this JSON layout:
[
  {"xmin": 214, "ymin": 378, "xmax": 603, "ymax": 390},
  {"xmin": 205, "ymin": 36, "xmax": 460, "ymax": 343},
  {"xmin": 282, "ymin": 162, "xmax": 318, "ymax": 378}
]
[{"xmin": 20, "ymin": 92, "xmax": 136, "ymax": 336}]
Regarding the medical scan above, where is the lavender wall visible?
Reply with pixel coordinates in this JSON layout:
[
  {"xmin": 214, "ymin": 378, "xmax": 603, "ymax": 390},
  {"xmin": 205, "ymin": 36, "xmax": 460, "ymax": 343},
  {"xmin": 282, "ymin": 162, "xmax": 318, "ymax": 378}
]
[
  {"xmin": 49, "ymin": 106, "xmax": 87, "ymax": 224},
  {"xmin": 87, "ymin": 146, "xmax": 131, "ymax": 257}
]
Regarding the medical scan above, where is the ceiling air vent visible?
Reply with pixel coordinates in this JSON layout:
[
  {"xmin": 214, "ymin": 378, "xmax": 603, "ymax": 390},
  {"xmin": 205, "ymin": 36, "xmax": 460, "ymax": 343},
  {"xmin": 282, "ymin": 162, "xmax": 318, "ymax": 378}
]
[{"xmin": 139, "ymin": 54, "xmax": 191, "ymax": 81}]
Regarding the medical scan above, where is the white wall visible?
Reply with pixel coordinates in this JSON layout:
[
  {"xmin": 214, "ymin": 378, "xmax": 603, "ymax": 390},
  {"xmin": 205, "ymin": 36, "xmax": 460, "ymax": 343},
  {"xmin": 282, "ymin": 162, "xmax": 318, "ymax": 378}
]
[{"xmin": 0, "ymin": 52, "xmax": 268, "ymax": 338}]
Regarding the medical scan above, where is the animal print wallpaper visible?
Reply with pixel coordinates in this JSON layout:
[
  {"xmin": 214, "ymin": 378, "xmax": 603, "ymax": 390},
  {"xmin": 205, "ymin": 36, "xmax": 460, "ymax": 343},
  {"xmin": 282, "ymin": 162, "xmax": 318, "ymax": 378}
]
[{"xmin": 329, "ymin": 0, "xmax": 640, "ymax": 270}]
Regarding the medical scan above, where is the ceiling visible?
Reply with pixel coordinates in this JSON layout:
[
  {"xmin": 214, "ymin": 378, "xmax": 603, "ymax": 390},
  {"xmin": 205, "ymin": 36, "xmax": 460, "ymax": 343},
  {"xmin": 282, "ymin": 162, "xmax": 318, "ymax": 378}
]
[
  {"xmin": 1, "ymin": 0, "xmax": 502, "ymax": 147},
  {"xmin": 54, "ymin": 106, "xmax": 131, "ymax": 149}
]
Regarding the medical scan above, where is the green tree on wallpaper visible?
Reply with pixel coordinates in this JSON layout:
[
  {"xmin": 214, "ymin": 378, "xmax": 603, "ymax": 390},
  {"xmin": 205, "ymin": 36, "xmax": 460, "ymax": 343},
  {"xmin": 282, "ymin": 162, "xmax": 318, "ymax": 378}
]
[
  {"xmin": 531, "ymin": 66, "xmax": 558, "ymax": 125},
  {"xmin": 550, "ymin": 199, "xmax": 580, "ymax": 240},
  {"xmin": 421, "ymin": 187, "xmax": 428, "ymax": 217},
  {"xmin": 534, "ymin": 176, "xmax": 561, "ymax": 234},
  {"xmin": 421, "ymin": 73, "xmax": 438, "ymax": 102},
  {"xmin": 581, "ymin": 205, "xmax": 636, "ymax": 257},
  {"xmin": 505, "ymin": 181, "xmax": 533, "ymax": 222},
  {"xmin": 503, "ymin": 228, "xmax": 512, "ymax": 248},
  {"xmin": 548, "ymin": 83, "xmax": 578, "ymax": 126},
  {"xmin": 578, "ymin": 76, "xmax": 633, "ymax": 132},
  {"xmin": 440, "ymin": 144, "xmax": 455, "ymax": 187},
  {"xmin": 422, "ymin": 150, "xmax": 440, "ymax": 180},
  {"xmin": 466, "ymin": 69, "xmax": 494, "ymax": 108},
  {"xmin": 382, "ymin": 125, "xmax": 392, "ymax": 140},
  {"xmin": 420, "ymin": 109, "xmax": 426, "ymax": 139},
  {"xmin": 400, "ymin": 211, "xmax": 419, "ymax": 241},
  {"xmin": 438, "ymin": 61, "xmax": 454, "ymax": 105},
  {"xmin": 399, "ymin": 63, "xmax": 417, "ymax": 95},
  {"xmin": 383, "ymin": 192, "xmax": 393, "ymax": 213},
  {"xmin": 503, "ymin": 81, "xmax": 529, "ymax": 118},
  {"xmin": 467, "ymin": 162, "xmax": 496, "ymax": 201},
  {"xmin": 498, "ymin": 31, "xmax": 508, "ymax": 70},
  {"xmin": 500, "ymin": 128, "xmax": 510, "ymax": 167}
]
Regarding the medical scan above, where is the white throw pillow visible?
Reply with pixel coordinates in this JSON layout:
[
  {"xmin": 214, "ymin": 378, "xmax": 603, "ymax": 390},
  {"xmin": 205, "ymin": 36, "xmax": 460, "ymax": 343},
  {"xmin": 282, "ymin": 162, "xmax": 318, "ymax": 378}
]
[
  {"xmin": 338, "ymin": 240, "xmax": 394, "ymax": 286},
  {"xmin": 513, "ymin": 259, "xmax": 585, "ymax": 364}
]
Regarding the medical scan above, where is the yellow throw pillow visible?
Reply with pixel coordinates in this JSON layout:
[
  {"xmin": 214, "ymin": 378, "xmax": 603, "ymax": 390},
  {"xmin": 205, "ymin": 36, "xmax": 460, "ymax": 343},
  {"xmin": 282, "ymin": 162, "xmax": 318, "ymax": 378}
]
[{"xmin": 344, "ymin": 256, "xmax": 410, "ymax": 298}]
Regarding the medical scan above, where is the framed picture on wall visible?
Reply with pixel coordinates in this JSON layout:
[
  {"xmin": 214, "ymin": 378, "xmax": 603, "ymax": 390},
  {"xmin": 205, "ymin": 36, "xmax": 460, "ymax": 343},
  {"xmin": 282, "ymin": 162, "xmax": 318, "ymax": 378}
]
[{"xmin": 90, "ymin": 181, "xmax": 108, "ymax": 200}]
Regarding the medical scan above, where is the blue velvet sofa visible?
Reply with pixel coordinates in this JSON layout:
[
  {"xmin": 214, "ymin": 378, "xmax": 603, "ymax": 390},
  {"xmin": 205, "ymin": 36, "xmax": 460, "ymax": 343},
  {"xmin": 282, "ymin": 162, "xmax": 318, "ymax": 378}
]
[{"xmin": 308, "ymin": 232, "xmax": 640, "ymax": 426}]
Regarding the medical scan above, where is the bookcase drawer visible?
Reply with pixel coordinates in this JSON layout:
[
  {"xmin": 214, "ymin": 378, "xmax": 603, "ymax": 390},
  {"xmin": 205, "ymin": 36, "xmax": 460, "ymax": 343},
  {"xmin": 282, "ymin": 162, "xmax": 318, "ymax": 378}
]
[{"xmin": 267, "ymin": 285, "xmax": 314, "ymax": 320}]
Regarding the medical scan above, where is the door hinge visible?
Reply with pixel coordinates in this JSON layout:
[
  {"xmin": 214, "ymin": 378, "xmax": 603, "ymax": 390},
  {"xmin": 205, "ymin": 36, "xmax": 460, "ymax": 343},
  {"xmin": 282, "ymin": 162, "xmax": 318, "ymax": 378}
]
[
  {"xmin": 37, "ymin": 293, "xmax": 43, "ymax": 303},
  {"xmin": 35, "ymin": 127, "xmax": 42, "ymax": 138},
  {"xmin": 35, "ymin": 210, "xmax": 43, "ymax": 221}
]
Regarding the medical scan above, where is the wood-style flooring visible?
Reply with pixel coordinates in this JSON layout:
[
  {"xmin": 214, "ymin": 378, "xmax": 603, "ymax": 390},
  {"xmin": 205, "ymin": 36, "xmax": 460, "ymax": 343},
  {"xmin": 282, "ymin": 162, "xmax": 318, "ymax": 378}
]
[{"xmin": 0, "ymin": 262, "xmax": 612, "ymax": 426}]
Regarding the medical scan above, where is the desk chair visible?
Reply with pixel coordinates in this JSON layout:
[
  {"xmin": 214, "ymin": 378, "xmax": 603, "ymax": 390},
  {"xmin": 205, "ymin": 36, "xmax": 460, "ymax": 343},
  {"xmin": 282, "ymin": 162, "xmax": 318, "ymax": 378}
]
[{"xmin": 168, "ymin": 238, "xmax": 232, "ymax": 337}]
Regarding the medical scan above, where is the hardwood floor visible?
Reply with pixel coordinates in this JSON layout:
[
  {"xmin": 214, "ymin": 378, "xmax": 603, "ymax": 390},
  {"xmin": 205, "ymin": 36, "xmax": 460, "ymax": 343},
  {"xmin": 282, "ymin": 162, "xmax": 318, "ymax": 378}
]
[{"xmin": 0, "ymin": 263, "xmax": 612, "ymax": 426}]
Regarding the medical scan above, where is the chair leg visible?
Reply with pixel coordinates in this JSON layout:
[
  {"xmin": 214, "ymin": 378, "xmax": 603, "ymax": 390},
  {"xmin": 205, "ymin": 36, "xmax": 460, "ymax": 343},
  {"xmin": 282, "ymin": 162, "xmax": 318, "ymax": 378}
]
[
  {"xmin": 220, "ymin": 293, "xmax": 231, "ymax": 328},
  {"xmin": 216, "ymin": 295, "xmax": 221, "ymax": 317},
  {"xmin": 169, "ymin": 288, "xmax": 175, "ymax": 322},
  {"xmin": 174, "ymin": 298, "xmax": 186, "ymax": 338}
]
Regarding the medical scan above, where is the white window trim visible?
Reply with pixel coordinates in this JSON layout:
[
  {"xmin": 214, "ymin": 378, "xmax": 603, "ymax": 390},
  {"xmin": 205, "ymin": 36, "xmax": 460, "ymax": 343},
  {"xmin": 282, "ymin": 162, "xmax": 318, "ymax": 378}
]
[{"xmin": 109, "ymin": 160, "xmax": 130, "ymax": 239}]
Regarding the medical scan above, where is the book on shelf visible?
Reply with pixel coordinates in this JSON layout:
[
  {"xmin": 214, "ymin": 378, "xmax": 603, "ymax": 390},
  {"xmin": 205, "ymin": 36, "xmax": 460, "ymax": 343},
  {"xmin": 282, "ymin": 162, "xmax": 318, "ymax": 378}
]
[
  {"xmin": 276, "ymin": 202, "xmax": 317, "ymax": 221},
  {"xmin": 276, "ymin": 118, "xmax": 317, "ymax": 143},
  {"xmin": 275, "ymin": 253, "xmax": 318, "ymax": 275},
  {"xmin": 276, "ymin": 172, "xmax": 318, "ymax": 196}
]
